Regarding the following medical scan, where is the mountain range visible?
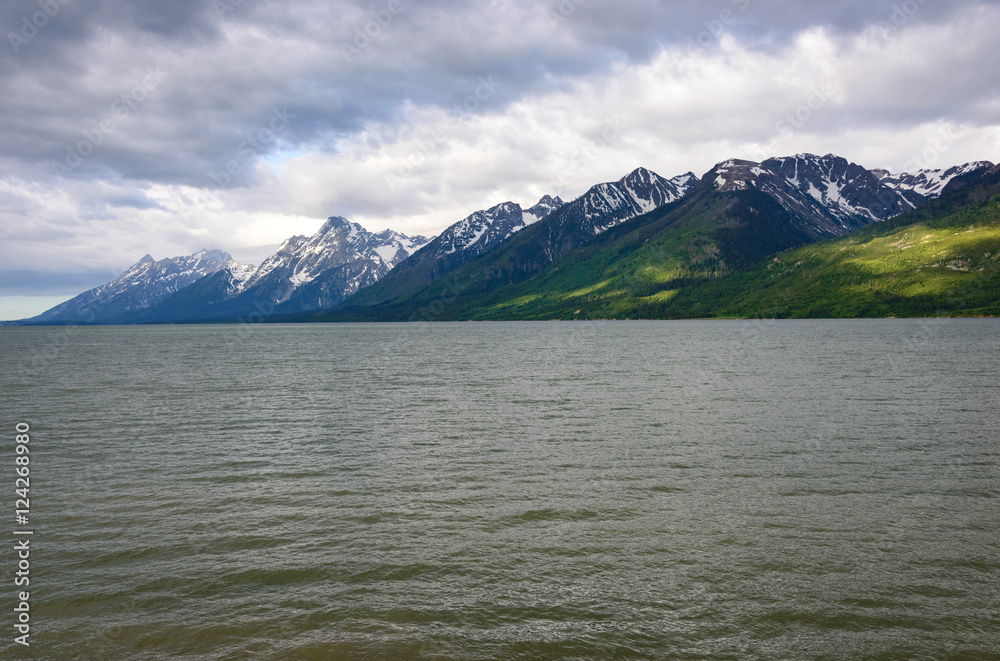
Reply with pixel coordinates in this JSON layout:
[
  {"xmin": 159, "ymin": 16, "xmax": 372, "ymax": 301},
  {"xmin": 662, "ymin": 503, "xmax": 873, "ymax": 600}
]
[
  {"xmin": 26, "ymin": 218, "xmax": 431, "ymax": 324},
  {"xmin": 349, "ymin": 168, "xmax": 698, "ymax": 309},
  {"xmin": 325, "ymin": 154, "xmax": 997, "ymax": 321},
  {"xmin": 16, "ymin": 152, "xmax": 999, "ymax": 324}
]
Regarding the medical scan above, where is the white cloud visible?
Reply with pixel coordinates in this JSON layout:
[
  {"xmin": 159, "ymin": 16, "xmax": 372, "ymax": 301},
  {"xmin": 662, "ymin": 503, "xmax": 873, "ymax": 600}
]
[{"xmin": 205, "ymin": 17, "xmax": 999, "ymax": 237}]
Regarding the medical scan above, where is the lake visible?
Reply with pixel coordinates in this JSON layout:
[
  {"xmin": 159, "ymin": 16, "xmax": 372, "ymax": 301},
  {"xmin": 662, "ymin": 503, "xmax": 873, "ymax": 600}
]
[{"xmin": 1, "ymin": 320, "xmax": 998, "ymax": 659}]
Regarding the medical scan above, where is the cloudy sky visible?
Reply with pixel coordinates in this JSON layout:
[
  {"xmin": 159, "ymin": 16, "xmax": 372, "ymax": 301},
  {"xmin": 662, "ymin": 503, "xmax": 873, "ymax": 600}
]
[{"xmin": 2, "ymin": 0, "xmax": 999, "ymax": 319}]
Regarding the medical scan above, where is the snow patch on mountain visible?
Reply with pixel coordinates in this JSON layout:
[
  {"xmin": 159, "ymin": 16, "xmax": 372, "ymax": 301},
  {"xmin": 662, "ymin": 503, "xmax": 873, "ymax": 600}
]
[
  {"xmin": 706, "ymin": 153, "xmax": 950, "ymax": 236},
  {"xmin": 877, "ymin": 161, "xmax": 995, "ymax": 199},
  {"xmin": 579, "ymin": 168, "xmax": 699, "ymax": 234},
  {"xmin": 228, "ymin": 216, "xmax": 431, "ymax": 307},
  {"xmin": 224, "ymin": 260, "xmax": 258, "ymax": 295},
  {"xmin": 28, "ymin": 249, "xmax": 237, "ymax": 322},
  {"xmin": 422, "ymin": 195, "xmax": 567, "ymax": 260},
  {"xmin": 523, "ymin": 195, "xmax": 565, "ymax": 225}
]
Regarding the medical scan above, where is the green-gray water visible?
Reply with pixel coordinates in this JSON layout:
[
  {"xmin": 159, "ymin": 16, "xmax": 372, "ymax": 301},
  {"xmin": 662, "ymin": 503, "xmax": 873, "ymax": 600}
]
[{"xmin": 1, "ymin": 320, "xmax": 998, "ymax": 659}]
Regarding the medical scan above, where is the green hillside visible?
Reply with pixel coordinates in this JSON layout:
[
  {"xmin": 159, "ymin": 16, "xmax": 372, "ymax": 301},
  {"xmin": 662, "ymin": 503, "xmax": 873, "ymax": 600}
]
[
  {"xmin": 470, "ymin": 186, "xmax": 829, "ymax": 319},
  {"xmin": 472, "ymin": 193, "xmax": 1000, "ymax": 320},
  {"xmin": 663, "ymin": 197, "xmax": 1000, "ymax": 319}
]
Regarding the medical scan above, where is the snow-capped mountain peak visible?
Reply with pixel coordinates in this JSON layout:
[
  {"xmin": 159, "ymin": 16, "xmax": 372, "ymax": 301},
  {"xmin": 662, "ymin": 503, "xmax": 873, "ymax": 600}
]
[
  {"xmin": 620, "ymin": 167, "xmax": 671, "ymax": 213},
  {"xmin": 877, "ymin": 161, "xmax": 995, "ymax": 199},
  {"xmin": 579, "ymin": 167, "xmax": 698, "ymax": 232},
  {"xmin": 524, "ymin": 195, "xmax": 565, "ymax": 225},
  {"xmin": 344, "ymin": 194, "xmax": 572, "ymax": 306},
  {"xmin": 224, "ymin": 260, "xmax": 257, "ymax": 295},
  {"xmin": 435, "ymin": 201, "xmax": 526, "ymax": 255},
  {"xmin": 704, "ymin": 153, "xmax": 945, "ymax": 236},
  {"xmin": 412, "ymin": 193, "xmax": 569, "ymax": 262},
  {"xmin": 354, "ymin": 227, "xmax": 432, "ymax": 268},
  {"xmin": 309, "ymin": 216, "xmax": 430, "ymax": 268},
  {"xmin": 27, "ymin": 249, "xmax": 236, "ymax": 323},
  {"xmin": 232, "ymin": 215, "xmax": 431, "ymax": 304}
]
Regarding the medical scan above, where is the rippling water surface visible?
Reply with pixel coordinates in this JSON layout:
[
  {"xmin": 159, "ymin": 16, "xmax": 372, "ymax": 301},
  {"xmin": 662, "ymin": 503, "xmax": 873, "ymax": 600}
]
[{"xmin": 1, "ymin": 320, "xmax": 998, "ymax": 659}]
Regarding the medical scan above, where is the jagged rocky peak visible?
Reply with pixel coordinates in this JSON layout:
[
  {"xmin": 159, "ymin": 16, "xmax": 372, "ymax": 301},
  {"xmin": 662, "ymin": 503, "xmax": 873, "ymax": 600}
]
[
  {"xmin": 579, "ymin": 166, "xmax": 699, "ymax": 229},
  {"xmin": 192, "ymin": 248, "xmax": 233, "ymax": 261},
  {"xmin": 705, "ymin": 158, "xmax": 762, "ymax": 191},
  {"xmin": 430, "ymin": 194, "xmax": 570, "ymax": 259},
  {"xmin": 619, "ymin": 167, "xmax": 697, "ymax": 205},
  {"xmin": 524, "ymin": 195, "xmax": 566, "ymax": 224},
  {"xmin": 318, "ymin": 215, "xmax": 371, "ymax": 241},
  {"xmin": 725, "ymin": 155, "xmax": 995, "ymax": 207},
  {"xmin": 432, "ymin": 201, "xmax": 527, "ymax": 256},
  {"xmin": 530, "ymin": 194, "xmax": 564, "ymax": 210},
  {"xmin": 353, "ymin": 226, "xmax": 432, "ymax": 269},
  {"xmin": 708, "ymin": 153, "xmax": 863, "ymax": 193},
  {"xmin": 702, "ymin": 153, "xmax": 921, "ymax": 235},
  {"xmin": 670, "ymin": 171, "xmax": 699, "ymax": 187},
  {"xmin": 276, "ymin": 234, "xmax": 309, "ymax": 252},
  {"xmin": 320, "ymin": 215, "xmax": 351, "ymax": 230},
  {"xmin": 617, "ymin": 167, "xmax": 663, "ymax": 209},
  {"xmin": 221, "ymin": 212, "xmax": 433, "ymax": 310},
  {"xmin": 620, "ymin": 166, "xmax": 658, "ymax": 186},
  {"xmin": 621, "ymin": 166, "xmax": 697, "ymax": 193},
  {"xmin": 768, "ymin": 153, "xmax": 890, "ymax": 201},
  {"xmin": 312, "ymin": 215, "xmax": 430, "ymax": 263},
  {"xmin": 131, "ymin": 249, "xmax": 233, "ymax": 271}
]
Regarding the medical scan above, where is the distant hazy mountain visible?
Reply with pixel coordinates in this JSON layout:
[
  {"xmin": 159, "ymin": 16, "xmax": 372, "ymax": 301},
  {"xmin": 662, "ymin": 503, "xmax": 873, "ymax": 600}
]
[
  {"xmin": 26, "ymin": 249, "xmax": 238, "ymax": 323},
  {"xmin": 130, "ymin": 217, "xmax": 430, "ymax": 322}
]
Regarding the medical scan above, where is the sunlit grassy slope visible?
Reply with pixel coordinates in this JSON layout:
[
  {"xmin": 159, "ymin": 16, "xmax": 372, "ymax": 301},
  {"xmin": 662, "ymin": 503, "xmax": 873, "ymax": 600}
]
[{"xmin": 679, "ymin": 199, "xmax": 1000, "ymax": 318}]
